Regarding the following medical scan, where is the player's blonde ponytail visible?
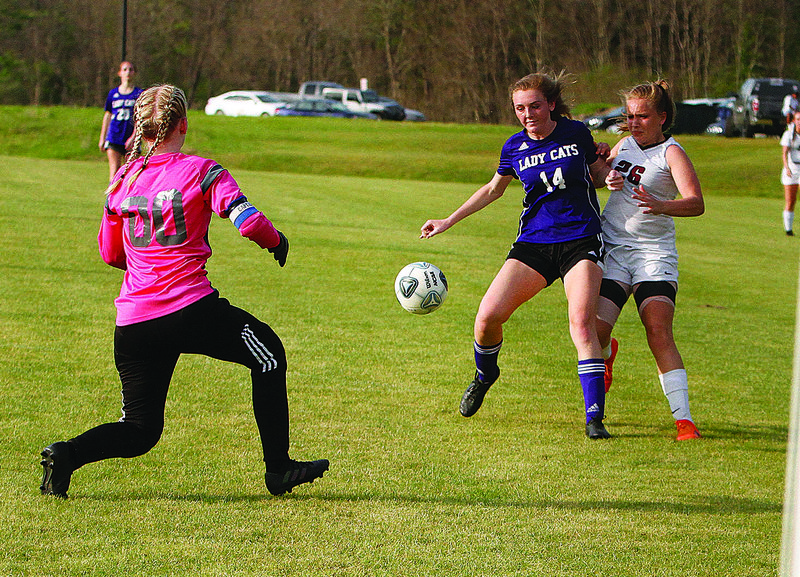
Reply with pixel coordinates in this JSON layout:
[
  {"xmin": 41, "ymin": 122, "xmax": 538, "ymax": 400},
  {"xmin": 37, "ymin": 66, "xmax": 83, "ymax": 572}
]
[{"xmin": 618, "ymin": 79, "xmax": 676, "ymax": 133}]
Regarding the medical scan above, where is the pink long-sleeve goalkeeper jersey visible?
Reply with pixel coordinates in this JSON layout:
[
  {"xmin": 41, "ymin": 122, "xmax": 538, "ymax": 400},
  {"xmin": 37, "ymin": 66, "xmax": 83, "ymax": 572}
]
[{"xmin": 99, "ymin": 152, "xmax": 280, "ymax": 326}]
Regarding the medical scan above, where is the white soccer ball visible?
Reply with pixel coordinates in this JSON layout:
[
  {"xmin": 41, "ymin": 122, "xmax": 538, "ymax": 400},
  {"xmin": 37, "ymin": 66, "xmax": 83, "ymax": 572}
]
[{"xmin": 394, "ymin": 262, "xmax": 448, "ymax": 315}]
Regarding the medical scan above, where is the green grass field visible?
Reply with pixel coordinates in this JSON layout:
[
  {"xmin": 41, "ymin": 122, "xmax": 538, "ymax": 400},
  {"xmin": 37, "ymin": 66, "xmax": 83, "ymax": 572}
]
[{"xmin": 0, "ymin": 109, "xmax": 797, "ymax": 575}]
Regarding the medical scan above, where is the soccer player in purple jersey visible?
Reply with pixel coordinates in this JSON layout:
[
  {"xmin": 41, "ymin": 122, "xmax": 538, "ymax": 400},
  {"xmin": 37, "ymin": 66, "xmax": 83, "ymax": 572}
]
[
  {"xmin": 40, "ymin": 85, "xmax": 328, "ymax": 498},
  {"xmin": 99, "ymin": 62, "xmax": 143, "ymax": 183},
  {"xmin": 421, "ymin": 72, "xmax": 615, "ymax": 439}
]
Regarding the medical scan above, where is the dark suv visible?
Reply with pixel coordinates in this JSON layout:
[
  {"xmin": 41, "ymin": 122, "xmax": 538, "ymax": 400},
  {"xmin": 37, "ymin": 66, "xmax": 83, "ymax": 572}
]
[{"xmin": 729, "ymin": 77, "xmax": 800, "ymax": 137}]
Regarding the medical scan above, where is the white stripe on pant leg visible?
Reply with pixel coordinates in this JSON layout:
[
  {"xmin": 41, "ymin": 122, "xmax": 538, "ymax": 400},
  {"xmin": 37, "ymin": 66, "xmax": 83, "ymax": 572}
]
[
  {"xmin": 242, "ymin": 330, "xmax": 276, "ymax": 373},
  {"xmin": 242, "ymin": 325, "xmax": 276, "ymax": 372},
  {"xmin": 241, "ymin": 324, "xmax": 277, "ymax": 372}
]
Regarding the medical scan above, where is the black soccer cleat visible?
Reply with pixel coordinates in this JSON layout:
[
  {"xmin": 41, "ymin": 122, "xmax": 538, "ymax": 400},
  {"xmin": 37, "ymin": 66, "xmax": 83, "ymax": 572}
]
[
  {"xmin": 40, "ymin": 442, "xmax": 74, "ymax": 498},
  {"xmin": 265, "ymin": 459, "xmax": 329, "ymax": 496},
  {"xmin": 585, "ymin": 417, "xmax": 612, "ymax": 440},
  {"xmin": 459, "ymin": 370, "xmax": 498, "ymax": 417}
]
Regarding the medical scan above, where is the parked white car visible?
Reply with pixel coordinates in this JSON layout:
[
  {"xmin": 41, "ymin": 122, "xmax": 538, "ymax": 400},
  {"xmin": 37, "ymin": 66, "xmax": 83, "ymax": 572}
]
[{"xmin": 204, "ymin": 91, "xmax": 286, "ymax": 117}]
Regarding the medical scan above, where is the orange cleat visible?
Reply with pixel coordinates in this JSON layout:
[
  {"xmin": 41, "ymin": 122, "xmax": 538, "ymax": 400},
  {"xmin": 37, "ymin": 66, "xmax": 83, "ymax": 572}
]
[
  {"xmin": 676, "ymin": 419, "xmax": 701, "ymax": 441},
  {"xmin": 604, "ymin": 338, "xmax": 618, "ymax": 393}
]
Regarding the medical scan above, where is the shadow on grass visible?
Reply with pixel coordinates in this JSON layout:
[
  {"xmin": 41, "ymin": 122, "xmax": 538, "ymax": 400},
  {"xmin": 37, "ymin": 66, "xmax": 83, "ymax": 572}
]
[
  {"xmin": 73, "ymin": 490, "xmax": 781, "ymax": 516},
  {"xmin": 607, "ymin": 420, "xmax": 788, "ymax": 444},
  {"xmin": 312, "ymin": 492, "xmax": 782, "ymax": 515}
]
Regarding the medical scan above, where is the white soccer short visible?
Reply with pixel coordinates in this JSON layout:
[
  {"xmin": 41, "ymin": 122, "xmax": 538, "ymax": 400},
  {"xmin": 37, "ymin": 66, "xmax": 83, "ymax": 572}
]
[
  {"xmin": 602, "ymin": 243, "xmax": 679, "ymax": 286},
  {"xmin": 782, "ymin": 165, "xmax": 800, "ymax": 186}
]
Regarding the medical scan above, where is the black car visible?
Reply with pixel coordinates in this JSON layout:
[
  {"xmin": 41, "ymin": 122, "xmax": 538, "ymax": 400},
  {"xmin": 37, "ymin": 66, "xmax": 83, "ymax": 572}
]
[
  {"xmin": 583, "ymin": 106, "xmax": 624, "ymax": 133},
  {"xmin": 728, "ymin": 77, "xmax": 800, "ymax": 137},
  {"xmin": 274, "ymin": 99, "xmax": 378, "ymax": 119}
]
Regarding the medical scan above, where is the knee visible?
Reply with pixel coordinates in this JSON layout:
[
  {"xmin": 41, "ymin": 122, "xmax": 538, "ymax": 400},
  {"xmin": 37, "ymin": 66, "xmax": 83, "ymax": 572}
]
[
  {"xmin": 568, "ymin": 311, "xmax": 595, "ymax": 338},
  {"xmin": 570, "ymin": 325, "xmax": 596, "ymax": 349},
  {"xmin": 240, "ymin": 322, "xmax": 286, "ymax": 373},
  {"xmin": 644, "ymin": 321, "xmax": 674, "ymax": 350},
  {"xmin": 474, "ymin": 308, "xmax": 504, "ymax": 341},
  {"xmin": 568, "ymin": 314, "xmax": 600, "ymax": 350},
  {"xmin": 121, "ymin": 421, "xmax": 163, "ymax": 457}
]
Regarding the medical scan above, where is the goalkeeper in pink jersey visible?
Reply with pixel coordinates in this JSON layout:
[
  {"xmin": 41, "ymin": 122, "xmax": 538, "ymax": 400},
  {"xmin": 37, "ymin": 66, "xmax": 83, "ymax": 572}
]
[{"xmin": 40, "ymin": 85, "xmax": 328, "ymax": 498}]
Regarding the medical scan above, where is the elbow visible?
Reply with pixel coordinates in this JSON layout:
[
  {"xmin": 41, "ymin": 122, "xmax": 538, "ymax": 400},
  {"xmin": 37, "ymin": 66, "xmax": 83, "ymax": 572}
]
[
  {"xmin": 100, "ymin": 250, "xmax": 127, "ymax": 270},
  {"xmin": 487, "ymin": 186, "xmax": 505, "ymax": 201},
  {"xmin": 102, "ymin": 255, "xmax": 127, "ymax": 270}
]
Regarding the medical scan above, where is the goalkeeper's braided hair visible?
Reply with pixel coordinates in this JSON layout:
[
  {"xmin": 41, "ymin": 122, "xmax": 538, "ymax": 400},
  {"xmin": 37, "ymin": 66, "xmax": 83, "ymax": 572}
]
[{"xmin": 105, "ymin": 85, "xmax": 187, "ymax": 195}]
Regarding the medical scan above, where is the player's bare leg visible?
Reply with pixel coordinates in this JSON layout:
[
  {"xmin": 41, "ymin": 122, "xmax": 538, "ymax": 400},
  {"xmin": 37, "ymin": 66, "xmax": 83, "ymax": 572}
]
[
  {"xmin": 107, "ymin": 148, "xmax": 123, "ymax": 182},
  {"xmin": 597, "ymin": 283, "xmax": 627, "ymax": 393},
  {"xmin": 784, "ymin": 183, "xmax": 797, "ymax": 235},
  {"xmin": 564, "ymin": 260, "xmax": 610, "ymax": 438},
  {"xmin": 639, "ymin": 297, "xmax": 700, "ymax": 440},
  {"xmin": 461, "ymin": 260, "xmax": 546, "ymax": 417}
]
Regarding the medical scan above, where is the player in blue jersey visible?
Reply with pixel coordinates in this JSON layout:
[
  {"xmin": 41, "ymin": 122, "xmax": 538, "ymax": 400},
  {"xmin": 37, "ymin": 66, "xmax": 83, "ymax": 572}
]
[
  {"xmin": 420, "ymin": 72, "xmax": 615, "ymax": 439},
  {"xmin": 98, "ymin": 61, "xmax": 143, "ymax": 183}
]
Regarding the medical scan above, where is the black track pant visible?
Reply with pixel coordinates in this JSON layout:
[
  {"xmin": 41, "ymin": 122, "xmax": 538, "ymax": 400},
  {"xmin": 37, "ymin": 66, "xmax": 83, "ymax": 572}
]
[{"xmin": 68, "ymin": 292, "xmax": 291, "ymax": 472}]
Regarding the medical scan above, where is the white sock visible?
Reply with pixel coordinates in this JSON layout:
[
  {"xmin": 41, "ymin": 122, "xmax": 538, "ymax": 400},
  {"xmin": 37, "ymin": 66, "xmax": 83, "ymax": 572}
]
[
  {"xmin": 784, "ymin": 210, "xmax": 795, "ymax": 232},
  {"xmin": 659, "ymin": 369, "xmax": 692, "ymax": 422},
  {"xmin": 601, "ymin": 342, "xmax": 612, "ymax": 360}
]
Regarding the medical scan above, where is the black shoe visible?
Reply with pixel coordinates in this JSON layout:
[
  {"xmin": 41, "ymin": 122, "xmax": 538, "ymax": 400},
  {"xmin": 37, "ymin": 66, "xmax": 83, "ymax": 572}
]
[
  {"xmin": 459, "ymin": 370, "xmax": 498, "ymax": 417},
  {"xmin": 585, "ymin": 417, "xmax": 612, "ymax": 439},
  {"xmin": 40, "ymin": 442, "xmax": 74, "ymax": 498},
  {"xmin": 788, "ymin": 230, "xmax": 795, "ymax": 236},
  {"xmin": 265, "ymin": 459, "xmax": 329, "ymax": 496}
]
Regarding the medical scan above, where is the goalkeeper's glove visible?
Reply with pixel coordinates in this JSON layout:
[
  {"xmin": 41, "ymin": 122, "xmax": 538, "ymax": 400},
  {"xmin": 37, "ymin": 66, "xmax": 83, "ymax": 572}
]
[{"xmin": 268, "ymin": 230, "xmax": 289, "ymax": 267}]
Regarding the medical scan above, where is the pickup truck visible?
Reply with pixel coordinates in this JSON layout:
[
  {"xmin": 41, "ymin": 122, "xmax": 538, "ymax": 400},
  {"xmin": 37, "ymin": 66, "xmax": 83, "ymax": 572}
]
[
  {"xmin": 298, "ymin": 81, "xmax": 344, "ymax": 99},
  {"xmin": 321, "ymin": 87, "xmax": 406, "ymax": 121},
  {"xmin": 729, "ymin": 77, "xmax": 800, "ymax": 137}
]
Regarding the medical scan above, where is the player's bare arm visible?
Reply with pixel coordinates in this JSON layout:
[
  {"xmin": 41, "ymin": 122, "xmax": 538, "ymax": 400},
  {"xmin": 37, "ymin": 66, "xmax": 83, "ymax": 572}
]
[
  {"xmin": 99, "ymin": 111, "xmax": 112, "ymax": 150},
  {"xmin": 595, "ymin": 141, "xmax": 612, "ymax": 160},
  {"xmin": 646, "ymin": 144, "xmax": 704, "ymax": 217},
  {"xmin": 589, "ymin": 155, "xmax": 615, "ymax": 188}
]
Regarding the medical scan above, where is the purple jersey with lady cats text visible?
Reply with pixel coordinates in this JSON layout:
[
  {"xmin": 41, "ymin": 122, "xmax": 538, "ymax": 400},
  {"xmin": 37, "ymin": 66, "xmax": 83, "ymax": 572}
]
[
  {"xmin": 497, "ymin": 117, "xmax": 602, "ymax": 244},
  {"xmin": 104, "ymin": 86, "xmax": 143, "ymax": 146}
]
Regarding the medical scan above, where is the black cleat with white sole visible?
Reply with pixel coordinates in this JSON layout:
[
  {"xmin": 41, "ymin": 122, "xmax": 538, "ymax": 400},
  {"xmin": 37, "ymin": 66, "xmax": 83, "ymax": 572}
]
[{"xmin": 40, "ymin": 442, "xmax": 74, "ymax": 498}]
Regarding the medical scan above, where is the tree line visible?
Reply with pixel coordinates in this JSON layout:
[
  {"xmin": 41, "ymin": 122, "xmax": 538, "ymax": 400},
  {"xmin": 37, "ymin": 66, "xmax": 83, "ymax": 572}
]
[{"xmin": 1, "ymin": 0, "xmax": 797, "ymax": 123}]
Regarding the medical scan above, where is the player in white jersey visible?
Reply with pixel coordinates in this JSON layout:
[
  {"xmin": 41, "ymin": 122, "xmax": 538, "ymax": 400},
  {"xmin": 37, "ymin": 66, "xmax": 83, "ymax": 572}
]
[
  {"xmin": 598, "ymin": 80, "xmax": 705, "ymax": 441},
  {"xmin": 780, "ymin": 111, "xmax": 800, "ymax": 235}
]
